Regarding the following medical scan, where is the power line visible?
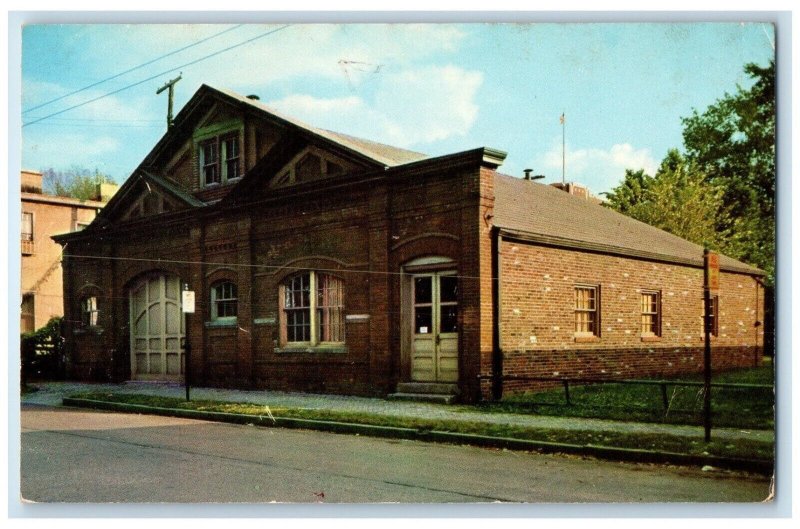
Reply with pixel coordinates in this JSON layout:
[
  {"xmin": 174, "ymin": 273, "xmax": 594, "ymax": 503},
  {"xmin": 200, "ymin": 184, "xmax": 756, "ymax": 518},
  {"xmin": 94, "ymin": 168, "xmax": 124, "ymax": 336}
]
[
  {"xmin": 61, "ymin": 252, "xmax": 485, "ymax": 281},
  {"xmin": 23, "ymin": 117, "xmax": 163, "ymax": 123},
  {"xmin": 22, "ymin": 25, "xmax": 292, "ymax": 129},
  {"xmin": 23, "ymin": 24, "xmax": 244, "ymax": 115}
]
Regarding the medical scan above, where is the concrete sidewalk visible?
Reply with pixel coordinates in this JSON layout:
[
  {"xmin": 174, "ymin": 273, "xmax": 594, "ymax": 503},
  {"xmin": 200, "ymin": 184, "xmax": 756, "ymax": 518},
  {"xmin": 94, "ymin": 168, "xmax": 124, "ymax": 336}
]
[{"xmin": 21, "ymin": 381, "xmax": 774, "ymax": 444}]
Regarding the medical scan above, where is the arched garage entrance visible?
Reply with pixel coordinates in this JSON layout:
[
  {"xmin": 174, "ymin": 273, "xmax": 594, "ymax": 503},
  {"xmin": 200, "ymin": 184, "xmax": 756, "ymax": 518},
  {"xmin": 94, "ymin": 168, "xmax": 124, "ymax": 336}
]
[{"xmin": 129, "ymin": 273, "xmax": 185, "ymax": 380}]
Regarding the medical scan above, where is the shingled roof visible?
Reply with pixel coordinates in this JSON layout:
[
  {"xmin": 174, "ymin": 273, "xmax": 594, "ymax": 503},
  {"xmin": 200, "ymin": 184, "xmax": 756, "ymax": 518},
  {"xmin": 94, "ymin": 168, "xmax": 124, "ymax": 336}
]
[{"xmin": 493, "ymin": 173, "xmax": 763, "ymax": 276}]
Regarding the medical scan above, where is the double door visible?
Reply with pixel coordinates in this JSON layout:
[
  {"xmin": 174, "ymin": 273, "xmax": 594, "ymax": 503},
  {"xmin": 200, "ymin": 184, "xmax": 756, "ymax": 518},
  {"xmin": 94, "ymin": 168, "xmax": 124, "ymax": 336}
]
[
  {"xmin": 411, "ymin": 271, "xmax": 459, "ymax": 382},
  {"xmin": 129, "ymin": 274, "xmax": 185, "ymax": 380}
]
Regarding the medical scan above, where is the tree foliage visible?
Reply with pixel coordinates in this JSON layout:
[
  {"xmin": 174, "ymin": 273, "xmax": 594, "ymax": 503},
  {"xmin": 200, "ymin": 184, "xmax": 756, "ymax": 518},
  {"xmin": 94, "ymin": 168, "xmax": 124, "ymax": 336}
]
[
  {"xmin": 605, "ymin": 151, "xmax": 732, "ymax": 252},
  {"xmin": 41, "ymin": 166, "xmax": 116, "ymax": 201},
  {"xmin": 681, "ymin": 60, "xmax": 775, "ymax": 282},
  {"xmin": 606, "ymin": 60, "xmax": 775, "ymax": 284}
]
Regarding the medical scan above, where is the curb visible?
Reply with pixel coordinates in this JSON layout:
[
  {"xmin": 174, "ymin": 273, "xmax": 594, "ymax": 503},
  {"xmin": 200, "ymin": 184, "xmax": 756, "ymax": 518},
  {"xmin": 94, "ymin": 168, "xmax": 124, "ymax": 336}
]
[{"xmin": 62, "ymin": 397, "xmax": 774, "ymax": 476}]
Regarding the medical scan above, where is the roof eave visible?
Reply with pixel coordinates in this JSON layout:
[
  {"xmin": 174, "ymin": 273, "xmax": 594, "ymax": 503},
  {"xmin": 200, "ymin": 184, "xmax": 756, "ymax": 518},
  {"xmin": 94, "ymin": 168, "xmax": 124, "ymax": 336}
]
[{"xmin": 495, "ymin": 227, "xmax": 765, "ymax": 276}]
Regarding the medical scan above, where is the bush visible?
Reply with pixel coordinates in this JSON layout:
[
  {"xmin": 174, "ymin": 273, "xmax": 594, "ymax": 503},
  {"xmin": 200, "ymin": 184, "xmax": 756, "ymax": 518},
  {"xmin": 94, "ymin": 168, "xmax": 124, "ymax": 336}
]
[{"xmin": 21, "ymin": 316, "xmax": 65, "ymax": 383}]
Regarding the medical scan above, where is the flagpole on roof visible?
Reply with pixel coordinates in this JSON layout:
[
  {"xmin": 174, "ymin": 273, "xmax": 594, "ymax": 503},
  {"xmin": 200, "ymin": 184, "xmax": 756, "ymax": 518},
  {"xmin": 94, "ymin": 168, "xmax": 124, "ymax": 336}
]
[{"xmin": 560, "ymin": 112, "xmax": 566, "ymax": 185}]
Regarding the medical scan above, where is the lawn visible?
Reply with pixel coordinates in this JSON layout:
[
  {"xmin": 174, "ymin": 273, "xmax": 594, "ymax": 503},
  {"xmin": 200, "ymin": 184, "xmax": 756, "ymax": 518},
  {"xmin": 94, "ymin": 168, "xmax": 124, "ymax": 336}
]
[
  {"xmin": 478, "ymin": 365, "xmax": 775, "ymax": 430},
  {"xmin": 67, "ymin": 391, "xmax": 774, "ymax": 462}
]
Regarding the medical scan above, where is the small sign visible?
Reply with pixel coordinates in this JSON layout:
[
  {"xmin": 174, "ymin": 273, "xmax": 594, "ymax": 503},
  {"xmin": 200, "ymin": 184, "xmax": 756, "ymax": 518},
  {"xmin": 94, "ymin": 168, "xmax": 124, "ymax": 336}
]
[
  {"xmin": 419, "ymin": 326, "xmax": 429, "ymax": 334},
  {"xmin": 705, "ymin": 251, "xmax": 720, "ymax": 292},
  {"xmin": 181, "ymin": 290, "xmax": 195, "ymax": 313}
]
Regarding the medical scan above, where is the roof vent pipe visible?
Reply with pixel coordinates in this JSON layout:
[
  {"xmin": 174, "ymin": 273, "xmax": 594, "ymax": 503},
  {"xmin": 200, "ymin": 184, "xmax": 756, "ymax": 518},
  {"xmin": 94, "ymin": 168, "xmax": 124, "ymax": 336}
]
[{"xmin": 523, "ymin": 169, "xmax": 545, "ymax": 181}]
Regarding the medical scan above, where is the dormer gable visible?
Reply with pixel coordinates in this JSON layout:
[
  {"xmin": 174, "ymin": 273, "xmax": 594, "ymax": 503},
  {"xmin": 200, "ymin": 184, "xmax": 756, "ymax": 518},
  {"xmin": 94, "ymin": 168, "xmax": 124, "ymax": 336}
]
[
  {"xmin": 122, "ymin": 182, "xmax": 182, "ymax": 220},
  {"xmin": 92, "ymin": 171, "xmax": 205, "ymax": 227}
]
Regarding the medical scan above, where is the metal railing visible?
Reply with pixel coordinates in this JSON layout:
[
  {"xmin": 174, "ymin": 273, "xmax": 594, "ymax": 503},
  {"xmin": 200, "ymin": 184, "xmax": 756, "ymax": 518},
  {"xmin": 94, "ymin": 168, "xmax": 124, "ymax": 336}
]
[{"xmin": 477, "ymin": 374, "xmax": 773, "ymax": 411}]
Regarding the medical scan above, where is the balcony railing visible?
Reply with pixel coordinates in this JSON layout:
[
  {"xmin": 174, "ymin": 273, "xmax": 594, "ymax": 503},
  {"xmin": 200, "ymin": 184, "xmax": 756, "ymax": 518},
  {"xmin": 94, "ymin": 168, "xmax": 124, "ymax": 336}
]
[{"xmin": 21, "ymin": 238, "xmax": 35, "ymax": 255}]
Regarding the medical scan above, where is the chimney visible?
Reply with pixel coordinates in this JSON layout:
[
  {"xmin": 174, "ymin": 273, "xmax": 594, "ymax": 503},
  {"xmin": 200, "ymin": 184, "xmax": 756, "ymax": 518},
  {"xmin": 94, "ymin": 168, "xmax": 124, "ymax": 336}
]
[
  {"xmin": 21, "ymin": 170, "xmax": 43, "ymax": 194},
  {"xmin": 95, "ymin": 182, "xmax": 119, "ymax": 203},
  {"xmin": 550, "ymin": 181, "xmax": 602, "ymax": 203}
]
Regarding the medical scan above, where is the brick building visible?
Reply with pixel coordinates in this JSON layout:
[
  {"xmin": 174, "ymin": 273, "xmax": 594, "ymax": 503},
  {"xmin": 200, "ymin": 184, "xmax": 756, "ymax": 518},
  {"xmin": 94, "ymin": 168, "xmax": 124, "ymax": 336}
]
[
  {"xmin": 21, "ymin": 170, "xmax": 116, "ymax": 333},
  {"xmin": 54, "ymin": 85, "xmax": 765, "ymax": 401}
]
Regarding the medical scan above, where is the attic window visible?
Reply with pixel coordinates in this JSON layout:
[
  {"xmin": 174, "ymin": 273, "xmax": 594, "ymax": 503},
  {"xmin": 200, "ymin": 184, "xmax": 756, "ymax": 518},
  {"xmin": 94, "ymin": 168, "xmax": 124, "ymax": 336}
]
[{"xmin": 200, "ymin": 133, "xmax": 241, "ymax": 187}]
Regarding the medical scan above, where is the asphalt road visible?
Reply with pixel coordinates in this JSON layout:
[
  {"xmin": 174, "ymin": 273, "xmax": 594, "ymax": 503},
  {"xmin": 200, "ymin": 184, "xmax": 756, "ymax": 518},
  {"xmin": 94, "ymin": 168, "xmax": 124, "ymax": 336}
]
[{"xmin": 20, "ymin": 404, "xmax": 771, "ymax": 504}]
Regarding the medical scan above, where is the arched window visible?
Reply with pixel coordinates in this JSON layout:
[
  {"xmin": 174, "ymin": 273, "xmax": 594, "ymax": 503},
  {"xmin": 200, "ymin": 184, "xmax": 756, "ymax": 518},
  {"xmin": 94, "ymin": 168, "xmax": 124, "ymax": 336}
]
[
  {"xmin": 211, "ymin": 282, "xmax": 238, "ymax": 322},
  {"xmin": 282, "ymin": 272, "xmax": 344, "ymax": 344}
]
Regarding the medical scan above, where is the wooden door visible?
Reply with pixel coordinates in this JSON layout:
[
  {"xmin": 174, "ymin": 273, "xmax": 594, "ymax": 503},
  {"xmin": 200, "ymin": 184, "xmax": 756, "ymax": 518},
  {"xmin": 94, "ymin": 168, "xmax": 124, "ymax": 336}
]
[
  {"xmin": 411, "ymin": 272, "xmax": 459, "ymax": 382},
  {"xmin": 129, "ymin": 274, "xmax": 185, "ymax": 380}
]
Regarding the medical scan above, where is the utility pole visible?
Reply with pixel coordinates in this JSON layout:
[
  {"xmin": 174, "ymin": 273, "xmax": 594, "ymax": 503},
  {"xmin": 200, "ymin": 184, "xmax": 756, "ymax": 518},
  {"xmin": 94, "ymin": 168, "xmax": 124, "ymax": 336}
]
[
  {"xmin": 156, "ymin": 73, "xmax": 182, "ymax": 129},
  {"xmin": 560, "ymin": 112, "xmax": 566, "ymax": 185},
  {"xmin": 703, "ymin": 248, "xmax": 719, "ymax": 442}
]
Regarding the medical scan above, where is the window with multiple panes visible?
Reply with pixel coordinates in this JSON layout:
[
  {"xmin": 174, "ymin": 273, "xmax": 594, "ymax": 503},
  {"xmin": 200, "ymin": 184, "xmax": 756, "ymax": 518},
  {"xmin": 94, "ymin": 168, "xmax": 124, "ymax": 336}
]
[
  {"xmin": 200, "ymin": 140, "xmax": 219, "ymax": 185},
  {"xmin": 640, "ymin": 290, "xmax": 661, "ymax": 336},
  {"xmin": 282, "ymin": 272, "xmax": 344, "ymax": 345},
  {"xmin": 223, "ymin": 136, "xmax": 240, "ymax": 180},
  {"xmin": 200, "ymin": 133, "xmax": 240, "ymax": 186},
  {"xmin": 574, "ymin": 285, "xmax": 599, "ymax": 336},
  {"xmin": 211, "ymin": 282, "xmax": 238, "ymax": 322},
  {"xmin": 81, "ymin": 296, "xmax": 99, "ymax": 327},
  {"xmin": 705, "ymin": 295, "xmax": 719, "ymax": 337},
  {"xmin": 21, "ymin": 212, "xmax": 33, "ymax": 241}
]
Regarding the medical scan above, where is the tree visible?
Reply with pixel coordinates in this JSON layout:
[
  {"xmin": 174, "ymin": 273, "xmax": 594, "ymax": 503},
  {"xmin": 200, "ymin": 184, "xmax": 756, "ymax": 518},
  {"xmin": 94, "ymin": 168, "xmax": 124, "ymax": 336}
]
[
  {"xmin": 605, "ymin": 151, "xmax": 732, "ymax": 252},
  {"xmin": 681, "ymin": 60, "xmax": 775, "ymax": 282},
  {"xmin": 603, "ymin": 168, "xmax": 653, "ymax": 215},
  {"xmin": 41, "ymin": 166, "xmax": 116, "ymax": 201}
]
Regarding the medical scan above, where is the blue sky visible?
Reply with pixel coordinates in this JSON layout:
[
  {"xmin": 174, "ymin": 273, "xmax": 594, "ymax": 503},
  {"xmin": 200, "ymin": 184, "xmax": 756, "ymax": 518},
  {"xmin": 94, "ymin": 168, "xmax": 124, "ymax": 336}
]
[{"xmin": 21, "ymin": 22, "xmax": 775, "ymax": 195}]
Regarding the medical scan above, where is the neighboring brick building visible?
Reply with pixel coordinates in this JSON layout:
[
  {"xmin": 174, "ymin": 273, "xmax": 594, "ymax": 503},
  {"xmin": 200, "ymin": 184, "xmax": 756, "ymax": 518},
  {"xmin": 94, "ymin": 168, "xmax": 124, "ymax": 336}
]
[
  {"xmin": 20, "ymin": 170, "xmax": 116, "ymax": 333},
  {"xmin": 54, "ymin": 85, "xmax": 765, "ymax": 400}
]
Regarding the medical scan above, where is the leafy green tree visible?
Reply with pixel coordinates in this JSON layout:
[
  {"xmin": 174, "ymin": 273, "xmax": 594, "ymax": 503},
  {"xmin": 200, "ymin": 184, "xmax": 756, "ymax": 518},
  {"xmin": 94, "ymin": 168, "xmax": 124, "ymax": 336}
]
[
  {"xmin": 681, "ymin": 60, "xmax": 775, "ymax": 282},
  {"xmin": 41, "ymin": 166, "xmax": 116, "ymax": 201},
  {"xmin": 603, "ymin": 168, "xmax": 653, "ymax": 215},
  {"xmin": 605, "ymin": 151, "xmax": 732, "ymax": 252}
]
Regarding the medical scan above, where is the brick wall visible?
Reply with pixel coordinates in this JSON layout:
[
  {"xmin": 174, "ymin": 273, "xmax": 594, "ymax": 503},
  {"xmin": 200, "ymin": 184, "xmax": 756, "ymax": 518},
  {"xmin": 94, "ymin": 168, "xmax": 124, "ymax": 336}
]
[{"xmin": 496, "ymin": 239, "xmax": 764, "ymax": 396}]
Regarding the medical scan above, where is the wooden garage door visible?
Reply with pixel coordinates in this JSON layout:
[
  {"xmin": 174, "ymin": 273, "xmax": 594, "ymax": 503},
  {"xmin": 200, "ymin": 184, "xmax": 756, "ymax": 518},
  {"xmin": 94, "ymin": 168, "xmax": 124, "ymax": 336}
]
[{"xmin": 129, "ymin": 274, "xmax": 185, "ymax": 380}]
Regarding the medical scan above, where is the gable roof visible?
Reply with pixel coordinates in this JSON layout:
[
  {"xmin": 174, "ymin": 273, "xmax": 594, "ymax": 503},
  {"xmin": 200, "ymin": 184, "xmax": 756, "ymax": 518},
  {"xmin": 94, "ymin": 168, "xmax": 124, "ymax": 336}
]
[
  {"xmin": 493, "ymin": 173, "xmax": 763, "ymax": 276},
  {"xmin": 209, "ymin": 86, "xmax": 428, "ymax": 167},
  {"xmin": 88, "ymin": 170, "xmax": 205, "ymax": 228}
]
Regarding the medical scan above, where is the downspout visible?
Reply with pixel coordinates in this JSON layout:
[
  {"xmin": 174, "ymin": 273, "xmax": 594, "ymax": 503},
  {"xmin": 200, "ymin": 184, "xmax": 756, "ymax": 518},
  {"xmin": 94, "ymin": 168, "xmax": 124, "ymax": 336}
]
[{"xmin": 491, "ymin": 228, "xmax": 503, "ymax": 401}]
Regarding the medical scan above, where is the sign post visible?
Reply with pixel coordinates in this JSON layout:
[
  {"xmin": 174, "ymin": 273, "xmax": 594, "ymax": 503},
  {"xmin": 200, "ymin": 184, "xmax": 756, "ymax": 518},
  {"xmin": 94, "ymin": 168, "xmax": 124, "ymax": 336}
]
[
  {"xmin": 182, "ymin": 284, "xmax": 195, "ymax": 402},
  {"xmin": 703, "ymin": 249, "xmax": 719, "ymax": 442}
]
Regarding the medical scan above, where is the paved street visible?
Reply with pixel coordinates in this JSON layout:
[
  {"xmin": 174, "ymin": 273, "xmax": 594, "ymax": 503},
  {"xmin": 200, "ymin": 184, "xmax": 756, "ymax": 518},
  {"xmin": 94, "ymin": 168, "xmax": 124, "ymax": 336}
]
[{"xmin": 21, "ymin": 404, "xmax": 771, "ymax": 504}]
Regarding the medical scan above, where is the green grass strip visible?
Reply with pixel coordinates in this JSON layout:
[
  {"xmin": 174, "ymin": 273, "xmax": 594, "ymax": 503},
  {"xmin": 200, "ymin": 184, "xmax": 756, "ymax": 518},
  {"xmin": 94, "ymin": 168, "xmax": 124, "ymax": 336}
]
[{"xmin": 67, "ymin": 391, "xmax": 774, "ymax": 465}]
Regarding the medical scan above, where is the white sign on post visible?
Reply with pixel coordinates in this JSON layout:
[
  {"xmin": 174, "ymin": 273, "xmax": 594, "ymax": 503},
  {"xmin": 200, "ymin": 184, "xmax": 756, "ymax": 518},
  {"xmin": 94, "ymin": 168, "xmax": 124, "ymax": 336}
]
[{"xmin": 181, "ymin": 290, "xmax": 195, "ymax": 313}]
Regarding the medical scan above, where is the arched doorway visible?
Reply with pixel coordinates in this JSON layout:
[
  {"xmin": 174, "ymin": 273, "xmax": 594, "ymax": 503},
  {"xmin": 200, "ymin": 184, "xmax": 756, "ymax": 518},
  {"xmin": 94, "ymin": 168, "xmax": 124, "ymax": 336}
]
[
  {"xmin": 129, "ymin": 273, "xmax": 185, "ymax": 380},
  {"xmin": 401, "ymin": 256, "xmax": 459, "ymax": 383}
]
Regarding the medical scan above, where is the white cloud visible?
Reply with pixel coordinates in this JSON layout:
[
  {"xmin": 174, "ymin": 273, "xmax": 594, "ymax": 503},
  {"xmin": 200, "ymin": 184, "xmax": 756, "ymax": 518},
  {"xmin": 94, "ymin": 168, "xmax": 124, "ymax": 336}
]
[
  {"xmin": 268, "ymin": 64, "xmax": 483, "ymax": 148},
  {"xmin": 80, "ymin": 24, "xmax": 469, "ymax": 91},
  {"xmin": 23, "ymin": 79, "xmax": 159, "ymax": 123},
  {"xmin": 24, "ymin": 131, "xmax": 121, "ymax": 170},
  {"xmin": 539, "ymin": 141, "xmax": 658, "ymax": 194}
]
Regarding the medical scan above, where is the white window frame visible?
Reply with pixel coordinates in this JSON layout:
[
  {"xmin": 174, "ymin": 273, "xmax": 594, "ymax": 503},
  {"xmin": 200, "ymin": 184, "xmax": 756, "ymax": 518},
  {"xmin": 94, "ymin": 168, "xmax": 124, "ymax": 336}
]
[
  {"xmin": 21, "ymin": 211, "xmax": 34, "ymax": 241},
  {"xmin": 210, "ymin": 281, "xmax": 238, "ymax": 323},
  {"xmin": 281, "ymin": 271, "xmax": 345, "ymax": 347},
  {"xmin": 199, "ymin": 131, "xmax": 242, "ymax": 187}
]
